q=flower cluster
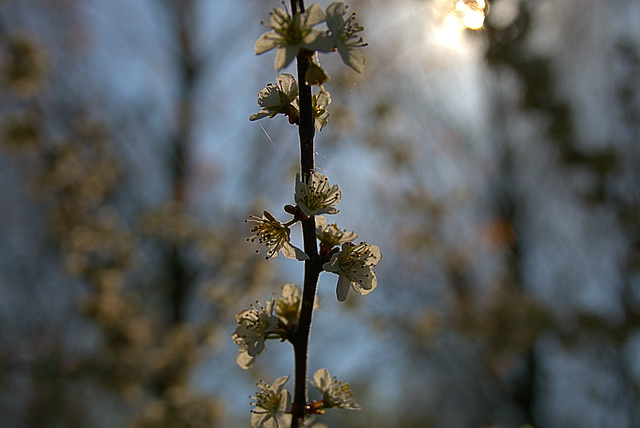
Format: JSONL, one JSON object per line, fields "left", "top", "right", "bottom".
{"left": 255, "top": 2, "right": 367, "bottom": 73}
{"left": 250, "top": 2, "right": 368, "bottom": 131}
{"left": 245, "top": 168, "right": 381, "bottom": 304}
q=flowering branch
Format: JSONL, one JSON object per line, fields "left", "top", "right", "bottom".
{"left": 238, "top": 2, "right": 378, "bottom": 427}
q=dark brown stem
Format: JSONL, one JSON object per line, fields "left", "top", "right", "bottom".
{"left": 289, "top": 1, "right": 322, "bottom": 427}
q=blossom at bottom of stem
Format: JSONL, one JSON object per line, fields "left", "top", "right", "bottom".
{"left": 310, "top": 368, "right": 361, "bottom": 411}
{"left": 251, "top": 376, "right": 293, "bottom": 428}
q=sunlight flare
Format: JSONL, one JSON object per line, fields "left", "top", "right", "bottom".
{"left": 448, "top": 0, "right": 488, "bottom": 31}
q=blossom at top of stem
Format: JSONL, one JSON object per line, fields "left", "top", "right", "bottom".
{"left": 247, "top": 211, "right": 308, "bottom": 261}
{"left": 254, "top": 3, "right": 331, "bottom": 71}
{"left": 315, "top": 216, "right": 357, "bottom": 248}
{"left": 250, "top": 376, "right": 292, "bottom": 428}
{"left": 310, "top": 368, "right": 361, "bottom": 411}
{"left": 294, "top": 172, "right": 341, "bottom": 217}
{"left": 250, "top": 73, "right": 299, "bottom": 123}
{"left": 232, "top": 299, "right": 281, "bottom": 363}
{"left": 322, "top": 242, "right": 381, "bottom": 301}
{"left": 322, "top": 2, "right": 367, "bottom": 72}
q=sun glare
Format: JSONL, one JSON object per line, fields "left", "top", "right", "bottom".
{"left": 448, "top": 0, "right": 487, "bottom": 31}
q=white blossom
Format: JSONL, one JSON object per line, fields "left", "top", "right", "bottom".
{"left": 323, "top": 242, "right": 381, "bottom": 301}
{"left": 310, "top": 368, "right": 361, "bottom": 410}
{"left": 315, "top": 216, "right": 357, "bottom": 247}
{"left": 323, "top": 2, "right": 367, "bottom": 72}
{"left": 254, "top": 4, "right": 332, "bottom": 71}
{"left": 251, "top": 376, "right": 293, "bottom": 428}
{"left": 232, "top": 299, "right": 280, "bottom": 369}
{"left": 250, "top": 73, "right": 299, "bottom": 123}
{"left": 312, "top": 89, "right": 331, "bottom": 131}
{"left": 291, "top": 88, "right": 331, "bottom": 131}
{"left": 294, "top": 172, "right": 341, "bottom": 217}
{"left": 275, "top": 284, "right": 302, "bottom": 325}
{"left": 247, "top": 211, "right": 308, "bottom": 260}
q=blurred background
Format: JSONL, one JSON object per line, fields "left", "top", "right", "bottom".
{"left": 1, "top": 0, "right": 639, "bottom": 427}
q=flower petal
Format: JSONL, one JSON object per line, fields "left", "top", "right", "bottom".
{"left": 249, "top": 111, "right": 270, "bottom": 121}
{"left": 336, "top": 274, "right": 351, "bottom": 301}
{"left": 294, "top": 246, "right": 309, "bottom": 261}
{"left": 366, "top": 244, "right": 382, "bottom": 264}
{"left": 281, "top": 242, "right": 309, "bottom": 261}
{"left": 272, "top": 375, "right": 290, "bottom": 391}
{"left": 250, "top": 409, "right": 271, "bottom": 428}
{"left": 255, "top": 31, "right": 279, "bottom": 55}
{"left": 304, "top": 3, "right": 327, "bottom": 26}
{"left": 311, "top": 368, "right": 331, "bottom": 391}
{"left": 322, "top": 252, "right": 340, "bottom": 272}
{"left": 247, "top": 337, "right": 265, "bottom": 356}
{"left": 338, "top": 44, "right": 365, "bottom": 73}
{"left": 275, "top": 46, "right": 297, "bottom": 71}
{"left": 275, "top": 73, "right": 298, "bottom": 97}
{"left": 307, "top": 31, "right": 335, "bottom": 53}
{"left": 325, "top": 2, "right": 347, "bottom": 28}
{"left": 237, "top": 349, "right": 256, "bottom": 370}
{"left": 353, "top": 271, "right": 377, "bottom": 295}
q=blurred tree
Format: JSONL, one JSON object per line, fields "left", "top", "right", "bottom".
{"left": 316, "top": 0, "right": 639, "bottom": 427}
{"left": 0, "top": 0, "right": 278, "bottom": 426}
